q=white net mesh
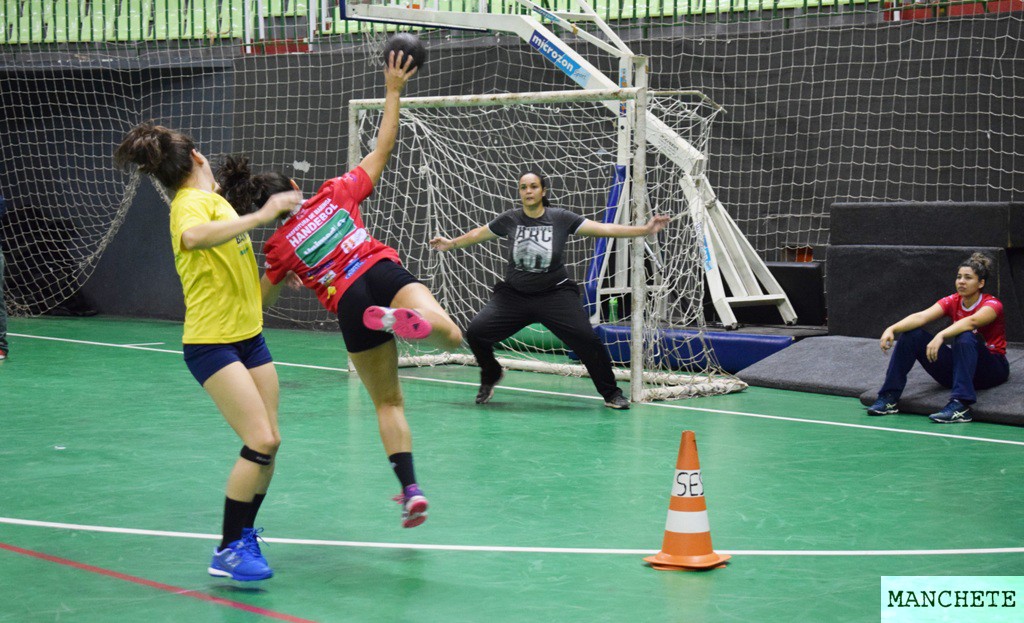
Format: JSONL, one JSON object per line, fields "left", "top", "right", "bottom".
{"left": 350, "top": 90, "right": 745, "bottom": 399}
{"left": 1, "top": 2, "right": 1021, "bottom": 329}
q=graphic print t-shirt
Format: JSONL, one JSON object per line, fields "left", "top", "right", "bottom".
{"left": 263, "top": 166, "right": 400, "bottom": 313}
{"left": 486, "top": 207, "right": 586, "bottom": 293}
{"left": 937, "top": 292, "right": 1007, "bottom": 355}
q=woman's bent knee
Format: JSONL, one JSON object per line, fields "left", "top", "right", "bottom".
{"left": 439, "top": 324, "right": 463, "bottom": 351}
{"left": 248, "top": 433, "right": 281, "bottom": 457}
{"left": 953, "top": 332, "right": 978, "bottom": 346}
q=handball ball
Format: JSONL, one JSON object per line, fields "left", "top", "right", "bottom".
{"left": 382, "top": 33, "right": 426, "bottom": 71}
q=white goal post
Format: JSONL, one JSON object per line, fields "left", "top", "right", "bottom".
{"left": 342, "top": 0, "right": 797, "bottom": 330}
{"left": 349, "top": 86, "right": 747, "bottom": 401}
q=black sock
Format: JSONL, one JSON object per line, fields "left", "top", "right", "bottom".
{"left": 247, "top": 493, "right": 266, "bottom": 529}
{"left": 388, "top": 452, "right": 417, "bottom": 490}
{"left": 220, "top": 497, "right": 252, "bottom": 550}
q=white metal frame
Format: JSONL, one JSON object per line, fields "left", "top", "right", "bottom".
{"left": 340, "top": 0, "right": 797, "bottom": 330}
{"left": 348, "top": 88, "right": 752, "bottom": 400}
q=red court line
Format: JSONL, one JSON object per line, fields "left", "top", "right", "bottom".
{"left": 0, "top": 541, "right": 318, "bottom": 623}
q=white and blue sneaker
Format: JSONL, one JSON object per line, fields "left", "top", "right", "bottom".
{"left": 928, "top": 400, "right": 973, "bottom": 423}
{"left": 867, "top": 393, "right": 899, "bottom": 416}
{"left": 208, "top": 537, "right": 274, "bottom": 581}
{"left": 241, "top": 527, "right": 268, "bottom": 566}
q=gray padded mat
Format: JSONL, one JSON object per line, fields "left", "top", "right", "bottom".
{"left": 738, "top": 336, "right": 1024, "bottom": 426}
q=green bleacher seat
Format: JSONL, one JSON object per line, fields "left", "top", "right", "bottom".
{"left": 263, "top": 0, "right": 309, "bottom": 18}
{"left": 1, "top": 0, "right": 885, "bottom": 45}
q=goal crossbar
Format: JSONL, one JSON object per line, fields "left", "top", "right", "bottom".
{"left": 350, "top": 87, "right": 642, "bottom": 111}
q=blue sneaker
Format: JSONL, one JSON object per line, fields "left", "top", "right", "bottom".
{"left": 208, "top": 538, "right": 274, "bottom": 581}
{"left": 867, "top": 393, "right": 899, "bottom": 416}
{"left": 241, "top": 527, "right": 268, "bottom": 566}
{"left": 928, "top": 400, "right": 973, "bottom": 423}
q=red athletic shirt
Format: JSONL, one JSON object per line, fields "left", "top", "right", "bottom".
{"left": 937, "top": 293, "right": 1007, "bottom": 356}
{"left": 263, "top": 166, "right": 400, "bottom": 313}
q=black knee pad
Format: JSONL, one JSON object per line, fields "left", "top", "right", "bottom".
{"left": 240, "top": 445, "right": 273, "bottom": 466}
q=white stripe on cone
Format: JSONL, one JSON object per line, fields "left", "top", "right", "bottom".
{"left": 664, "top": 510, "right": 711, "bottom": 534}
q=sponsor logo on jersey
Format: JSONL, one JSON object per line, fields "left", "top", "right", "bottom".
{"left": 290, "top": 201, "right": 357, "bottom": 267}
{"left": 286, "top": 197, "right": 342, "bottom": 248}
{"left": 343, "top": 258, "right": 365, "bottom": 279}
{"left": 235, "top": 233, "right": 252, "bottom": 256}
{"left": 317, "top": 269, "right": 337, "bottom": 286}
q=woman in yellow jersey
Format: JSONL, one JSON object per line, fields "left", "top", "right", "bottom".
{"left": 115, "top": 124, "right": 300, "bottom": 582}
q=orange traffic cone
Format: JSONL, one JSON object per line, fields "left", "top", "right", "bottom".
{"left": 644, "top": 430, "right": 730, "bottom": 571}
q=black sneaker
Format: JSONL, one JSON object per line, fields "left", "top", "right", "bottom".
{"left": 604, "top": 392, "right": 630, "bottom": 410}
{"left": 475, "top": 371, "right": 504, "bottom": 404}
{"left": 866, "top": 393, "right": 899, "bottom": 416}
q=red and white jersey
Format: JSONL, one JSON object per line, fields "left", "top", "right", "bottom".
{"left": 937, "top": 292, "right": 1006, "bottom": 355}
{"left": 263, "top": 166, "right": 400, "bottom": 313}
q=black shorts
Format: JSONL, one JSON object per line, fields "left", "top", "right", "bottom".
{"left": 337, "top": 259, "right": 421, "bottom": 353}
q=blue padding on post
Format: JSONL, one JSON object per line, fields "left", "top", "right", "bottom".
{"left": 583, "top": 165, "right": 627, "bottom": 317}
{"left": 568, "top": 325, "right": 794, "bottom": 374}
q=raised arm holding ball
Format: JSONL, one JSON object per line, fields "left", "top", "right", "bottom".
{"left": 218, "top": 48, "right": 461, "bottom": 530}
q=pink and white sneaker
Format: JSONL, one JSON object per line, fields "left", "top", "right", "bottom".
{"left": 393, "top": 486, "right": 429, "bottom": 529}
{"left": 363, "top": 306, "right": 432, "bottom": 340}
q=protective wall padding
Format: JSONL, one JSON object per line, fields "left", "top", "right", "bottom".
{"left": 826, "top": 246, "right": 1024, "bottom": 341}
{"left": 583, "top": 165, "right": 626, "bottom": 317}
{"left": 733, "top": 261, "right": 826, "bottom": 327}
{"left": 857, "top": 347, "right": 1024, "bottom": 427}
{"left": 738, "top": 336, "right": 894, "bottom": 397}
{"left": 580, "top": 325, "right": 794, "bottom": 373}
{"left": 830, "top": 202, "right": 1024, "bottom": 247}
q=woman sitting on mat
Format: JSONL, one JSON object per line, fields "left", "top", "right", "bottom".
{"left": 217, "top": 51, "right": 461, "bottom": 529}
{"left": 867, "top": 252, "right": 1009, "bottom": 423}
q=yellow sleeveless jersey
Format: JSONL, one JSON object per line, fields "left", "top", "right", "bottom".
{"left": 169, "top": 187, "right": 263, "bottom": 344}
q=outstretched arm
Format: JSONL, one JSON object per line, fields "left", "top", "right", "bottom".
{"left": 429, "top": 225, "right": 498, "bottom": 252}
{"left": 181, "top": 190, "right": 302, "bottom": 251}
{"left": 358, "top": 52, "right": 418, "bottom": 186}
{"left": 576, "top": 215, "right": 669, "bottom": 239}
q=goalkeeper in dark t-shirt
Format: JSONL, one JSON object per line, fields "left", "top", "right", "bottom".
{"left": 429, "top": 171, "right": 668, "bottom": 409}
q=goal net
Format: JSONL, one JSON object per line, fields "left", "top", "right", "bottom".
{"left": 350, "top": 87, "right": 746, "bottom": 400}
{"left": 3, "top": 3, "right": 1022, "bottom": 334}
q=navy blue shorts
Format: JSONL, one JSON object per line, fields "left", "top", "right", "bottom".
{"left": 183, "top": 333, "right": 274, "bottom": 386}
{"left": 337, "top": 260, "right": 421, "bottom": 353}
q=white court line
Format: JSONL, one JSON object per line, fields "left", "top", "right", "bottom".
{"left": 8, "top": 333, "right": 1023, "bottom": 558}
{"left": 2, "top": 517, "right": 1021, "bottom": 557}
{"left": 11, "top": 333, "right": 181, "bottom": 354}
{"left": 11, "top": 332, "right": 1024, "bottom": 448}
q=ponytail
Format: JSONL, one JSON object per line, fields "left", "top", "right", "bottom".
{"left": 114, "top": 122, "right": 196, "bottom": 191}
{"left": 217, "top": 155, "right": 295, "bottom": 216}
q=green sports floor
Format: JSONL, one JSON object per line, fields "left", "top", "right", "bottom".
{"left": 1, "top": 316, "right": 1022, "bottom": 622}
